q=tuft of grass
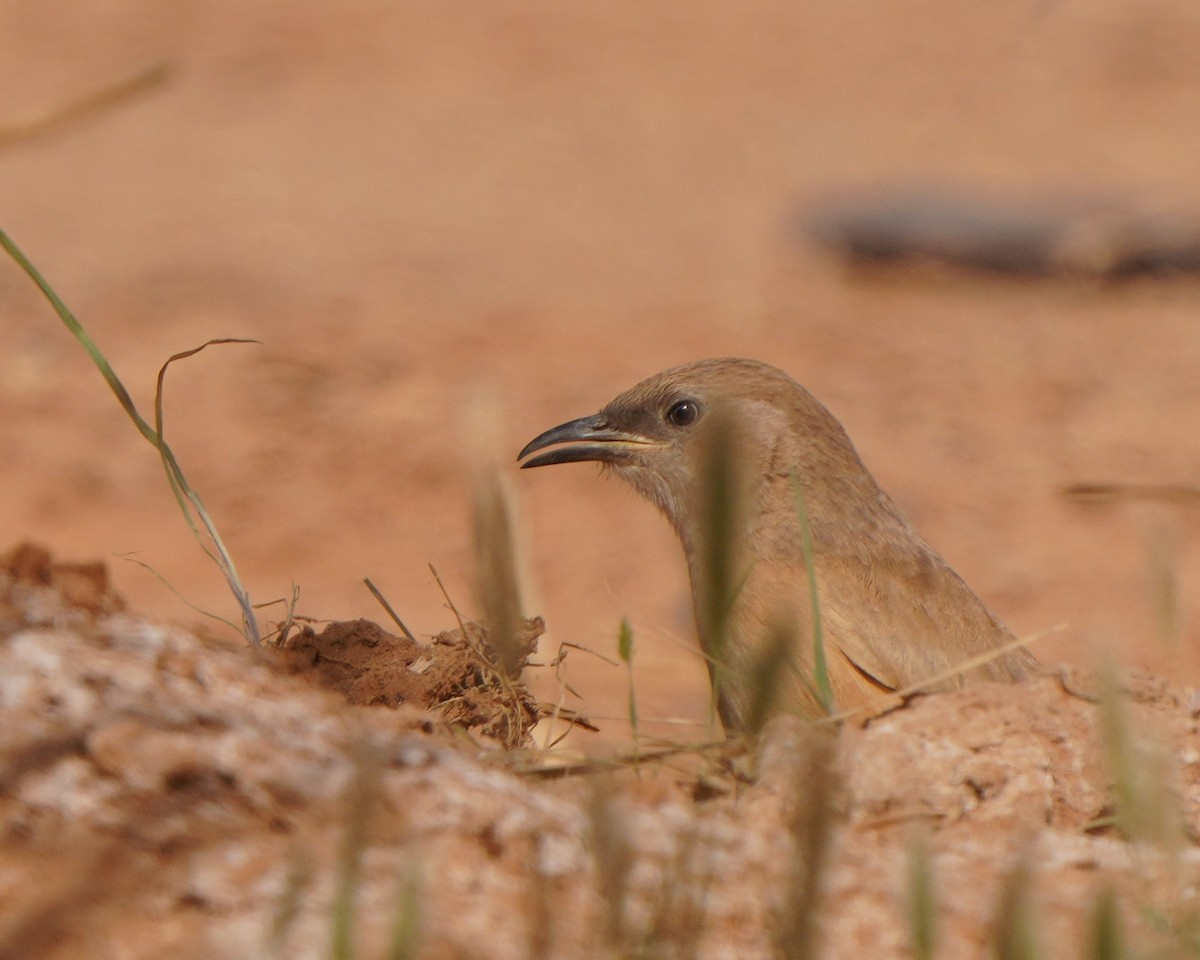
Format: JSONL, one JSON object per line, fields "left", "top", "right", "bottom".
{"left": 0, "top": 227, "right": 260, "bottom": 645}
{"left": 0, "top": 62, "right": 172, "bottom": 147}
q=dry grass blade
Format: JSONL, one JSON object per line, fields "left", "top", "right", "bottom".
{"left": 791, "top": 478, "right": 835, "bottom": 714}
{"left": 155, "top": 340, "right": 262, "bottom": 644}
{"left": 696, "top": 408, "right": 746, "bottom": 728}
{"left": 1062, "top": 483, "right": 1200, "bottom": 505}
{"left": 1143, "top": 524, "right": 1181, "bottom": 647}
{"left": 471, "top": 465, "right": 526, "bottom": 677}
{"left": 0, "top": 62, "right": 172, "bottom": 147}
{"left": 117, "top": 552, "right": 245, "bottom": 635}
{"left": 364, "top": 577, "right": 419, "bottom": 643}
{"left": 587, "top": 777, "right": 636, "bottom": 951}
{"left": 523, "top": 834, "right": 556, "bottom": 960}
{"left": 538, "top": 641, "right": 605, "bottom": 750}
{"left": 514, "top": 737, "right": 742, "bottom": 779}
{"left": 270, "top": 584, "right": 302, "bottom": 645}
{"left": 0, "top": 227, "right": 262, "bottom": 645}
{"left": 428, "top": 563, "right": 469, "bottom": 636}
{"left": 331, "top": 745, "right": 383, "bottom": 960}
{"left": 536, "top": 705, "right": 599, "bottom": 735}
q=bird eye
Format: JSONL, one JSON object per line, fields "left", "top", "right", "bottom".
{"left": 666, "top": 399, "right": 700, "bottom": 428}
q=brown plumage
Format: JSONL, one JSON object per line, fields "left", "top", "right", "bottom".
{"left": 518, "top": 358, "right": 1035, "bottom": 731}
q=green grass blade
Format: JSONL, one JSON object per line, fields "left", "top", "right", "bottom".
{"left": 617, "top": 617, "right": 639, "bottom": 761}
{"left": 118, "top": 554, "right": 245, "bottom": 634}
{"left": 331, "top": 748, "right": 381, "bottom": 960}
{"left": 385, "top": 862, "right": 423, "bottom": 960}
{"left": 1, "top": 226, "right": 261, "bottom": 646}
{"left": 991, "top": 851, "right": 1039, "bottom": 960}
{"left": 153, "top": 342, "right": 260, "bottom": 643}
{"left": 791, "top": 478, "right": 834, "bottom": 715}
{"left": 1084, "top": 885, "right": 1124, "bottom": 960}
{"left": 744, "top": 618, "right": 794, "bottom": 737}
{"left": 1143, "top": 524, "right": 1181, "bottom": 648}
{"left": 1097, "top": 656, "right": 1182, "bottom": 849}
{"left": 696, "top": 409, "right": 745, "bottom": 730}
{"left": 0, "top": 227, "right": 157, "bottom": 444}
{"left": 907, "top": 831, "right": 937, "bottom": 960}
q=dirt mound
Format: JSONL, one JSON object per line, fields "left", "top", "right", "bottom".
{"left": 272, "top": 616, "right": 543, "bottom": 748}
{"left": 1, "top": 545, "right": 1199, "bottom": 959}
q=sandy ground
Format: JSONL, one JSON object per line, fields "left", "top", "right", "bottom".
{"left": 3, "top": 3, "right": 1200, "bottom": 954}
{"left": 3, "top": 542, "right": 1198, "bottom": 959}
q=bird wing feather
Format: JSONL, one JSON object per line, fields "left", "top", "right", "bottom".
{"left": 817, "top": 542, "right": 1033, "bottom": 693}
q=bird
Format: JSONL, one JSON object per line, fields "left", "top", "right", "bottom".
{"left": 518, "top": 358, "right": 1036, "bottom": 732}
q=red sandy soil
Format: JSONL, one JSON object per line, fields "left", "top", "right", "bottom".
{"left": 3, "top": 2, "right": 1200, "bottom": 956}
{"left": 5, "top": 0, "right": 1200, "bottom": 732}
{"left": 2, "top": 540, "right": 1198, "bottom": 959}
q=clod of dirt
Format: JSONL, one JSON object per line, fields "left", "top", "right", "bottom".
{"left": 270, "top": 616, "right": 544, "bottom": 749}
{"left": 0, "top": 541, "right": 124, "bottom": 624}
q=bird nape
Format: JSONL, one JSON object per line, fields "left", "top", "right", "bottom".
{"left": 518, "top": 357, "right": 1036, "bottom": 734}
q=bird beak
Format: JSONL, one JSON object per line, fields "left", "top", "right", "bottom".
{"left": 518, "top": 414, "right": 656, "bottom": 469}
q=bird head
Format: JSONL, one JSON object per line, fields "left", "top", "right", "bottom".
{"left": 518, "top": 358, "right": 865, "bottom": 549}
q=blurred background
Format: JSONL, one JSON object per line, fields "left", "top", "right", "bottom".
{"left": 3, "top": 0, "right": 1200, "bottom": 741}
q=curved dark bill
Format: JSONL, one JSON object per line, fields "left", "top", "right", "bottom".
{"left": 518, "top": 414, "right": 654, "bottom": 469}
